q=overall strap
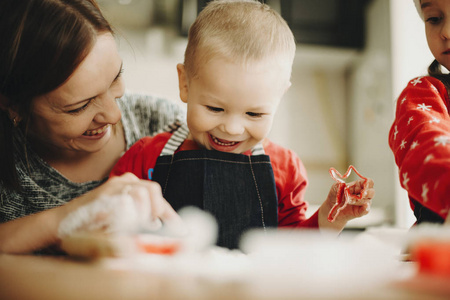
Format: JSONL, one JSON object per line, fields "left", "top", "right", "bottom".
{"left": 251, "top": 143, "right": 265, "bottom": 155}
{"left": 159, "top": 122, "right": 266, "bottom": 156}
{"left": 160, "top": 122, "right": 189, "bottom": 156}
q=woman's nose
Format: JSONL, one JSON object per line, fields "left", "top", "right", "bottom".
{"left": 94, "top": 81, "right": 125, "bottom": 124}
{"left": 94, "top": 93, "right": 122, "bottom": 124}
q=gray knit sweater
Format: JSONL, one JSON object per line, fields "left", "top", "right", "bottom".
{"left": 0, "top": 93, "right": 184, "bottom": 222}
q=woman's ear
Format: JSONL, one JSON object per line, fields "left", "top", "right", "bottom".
{"left": 0, "top": 94, "right": 22, "bottom": 125}
{"left": 177, "top": 63, "right": 189, "bottom": 104}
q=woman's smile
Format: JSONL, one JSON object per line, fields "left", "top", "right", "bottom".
{"left": 82, "top": 124, "right": 110, "bottom": 138}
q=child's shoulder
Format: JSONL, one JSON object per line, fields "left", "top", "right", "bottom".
{"left": 401, "top": 76, "right": 449, "bottom": 103}
{"left": 263, "top": 139, "right": 308, "bottom": 183}
{"left": 405, "top": 76, "right": 446, "bottom": 91}
{"left": 133, "top": 132, "right": 173, "bottom": 151}
{"left": 263, "top": 139, "right": 302, "bottom": 166}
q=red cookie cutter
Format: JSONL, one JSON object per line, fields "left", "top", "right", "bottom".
{"left": 328, "top": 165, "right": 369, "bottom": 222}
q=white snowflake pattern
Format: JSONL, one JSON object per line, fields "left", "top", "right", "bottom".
{"left": 411, "top": 77, "right": 423, "bottom": 86}
{"left": 402, "top": 173, "right": 410, "bottom": 189}
{"left": 431, "top": 85, "right": 438, "bottom": 93}
{"left": 429, "top": 116, "right": 440, "bottom": 124}
{"left": 401, "top": 97, "right": 407, "bottom": 104}
{"left": 410, "top": 140, "right": 419, "bottom": 149}
{"left": 434, "top": 181, "right": 439, "bottom": 190}
{"left": 407, "top": 116, "right": 414, "bottom": 125}
{"left": 400, "top": 140, "right": 407, "bottom": 149}
{"left": 417, "top": 103, "right": 432, "bottom": 111}
{"left": 421, "top": 183, "right": 429, "bottom": 202}
{"left": 434, "top": 135, "right": 450, "bottom": 146}
{"left": 393, "top": 125, "right": 398, "bottom": 140}
{"left": 424, "top": 154, "right": 434, "bottom": 163}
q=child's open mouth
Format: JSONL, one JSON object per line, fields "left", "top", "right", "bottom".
{"left": 211, "top": 135, "right": 239, "bottom": 146}
{"left": 209, "top": 134, "right": 241, "bottom": 152}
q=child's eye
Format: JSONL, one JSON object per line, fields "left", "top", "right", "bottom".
{"left": 426, "top": 16, "right": 442, "bottom": 24}
{"left": 113, "top": 68, "right": 124, "bottom": 83}
{"left": 68, "top": 98, "right": 94, "bottom": 114}
{"left": 206, "top": 106, "right": 223, "bottom": 112}
{"left": 246, "top": 112, "right": 263, "bottom": 118}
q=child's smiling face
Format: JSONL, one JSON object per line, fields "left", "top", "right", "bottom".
{"left": 177, "top": 56, "right": 291, "bottom": 154}
{"left": 422, "top": 0, "right": 450, "bottom": 70}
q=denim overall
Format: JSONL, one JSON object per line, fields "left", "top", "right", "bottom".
{"left": 152, "top": 123, "right": 278, "bottom": 249}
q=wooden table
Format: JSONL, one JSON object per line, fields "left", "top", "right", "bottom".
{"left": 0, "top": 252, "right": 448, "bottom": 300}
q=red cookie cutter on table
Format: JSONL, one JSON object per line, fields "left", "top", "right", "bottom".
{"left": 328, "top": 165, "right": 369, "bottom": 222}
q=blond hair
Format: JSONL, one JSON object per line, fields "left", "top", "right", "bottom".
{"left": 183, "top": 0, "right": 296, "bottom": 79}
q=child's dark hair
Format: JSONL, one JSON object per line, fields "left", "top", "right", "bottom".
{"left": 0, "top": 0, "right": 112, "bottom": 191}
{"left": 428, "top": 59, "right": 450, "bottom": 95}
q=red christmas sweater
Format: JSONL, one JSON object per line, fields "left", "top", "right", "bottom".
{"left": 111, "top": 133, "right": 319, "bottom": 228}
{"left": 389, "top": 76, "right": 450, "bottom": 219}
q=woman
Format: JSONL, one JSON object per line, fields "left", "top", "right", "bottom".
{"left": 0, "top": 0, "right": 184, "bottom": 253}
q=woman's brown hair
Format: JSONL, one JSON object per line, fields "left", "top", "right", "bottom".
{"left": 0, "top": 0, "right": 113, "bottom": 191}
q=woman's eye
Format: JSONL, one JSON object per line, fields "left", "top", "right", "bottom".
{"left": 247, "top": 112, "right": 263, "bottom": 118}
{"left": 206, "top": 106, "right": 223, "bottom": 112}
{"left": 68, "top": 99, "right": 93, "bottom": 114}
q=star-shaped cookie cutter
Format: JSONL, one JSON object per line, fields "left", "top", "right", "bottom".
{"left": 328, "top": 165, "right": 369, "bottom": 222}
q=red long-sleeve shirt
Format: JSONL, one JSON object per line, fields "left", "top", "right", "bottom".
{"left": 389, "top": 76, "right": 450, "bottom": 219}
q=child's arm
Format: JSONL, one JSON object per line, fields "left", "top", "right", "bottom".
{"left": 389, "top": 77, "right": 450, "bottom": 219}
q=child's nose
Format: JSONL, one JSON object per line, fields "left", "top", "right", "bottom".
{"left": 441, "top": 20, "right": 450, "bottom": 40}
{"left": 222, "top": 116, "right": 245, "bottom": 135}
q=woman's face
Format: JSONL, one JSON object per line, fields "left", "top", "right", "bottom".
{"left": 28, "top": 33, "right": 125, "bottom": 157}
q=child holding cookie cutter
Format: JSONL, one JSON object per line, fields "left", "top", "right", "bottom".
{"left": 111, "top": 0, "right": 375, "bottom": 249}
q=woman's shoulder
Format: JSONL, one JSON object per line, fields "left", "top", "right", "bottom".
{"left": 117, "top": 92, "right": 184, "bottom": 122}
{"left": 117, "top": 91, "right": 185, "bottom": 148}
{"left": 118, "top": 92, "right": 179, "bottom": 108}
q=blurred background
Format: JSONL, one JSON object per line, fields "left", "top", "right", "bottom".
{"left": 97, "top": 0, "right": 434, "bottom": 230}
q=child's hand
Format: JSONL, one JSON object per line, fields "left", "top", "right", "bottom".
{"left": 331, "top": 178, "right": 375, "bottom": 220}
{"left": 319, "top": 178, "right": 375, "bottom": 231}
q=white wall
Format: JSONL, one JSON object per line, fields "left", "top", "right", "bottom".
{"left": 347, "top": 0, "right": 396, "bottom": 224}
{"left": 269, "top": 46, "right": 356, "bottom": 208}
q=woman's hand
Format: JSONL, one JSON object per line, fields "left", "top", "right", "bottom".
{"left": 59, "top": 173, "right": 182, "bottom": 236}
{"left": 0, "top": 173, "right": 180, "bottom": 254}
{"left": 318, "top": 178, "right": 375, "bottom": 232}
